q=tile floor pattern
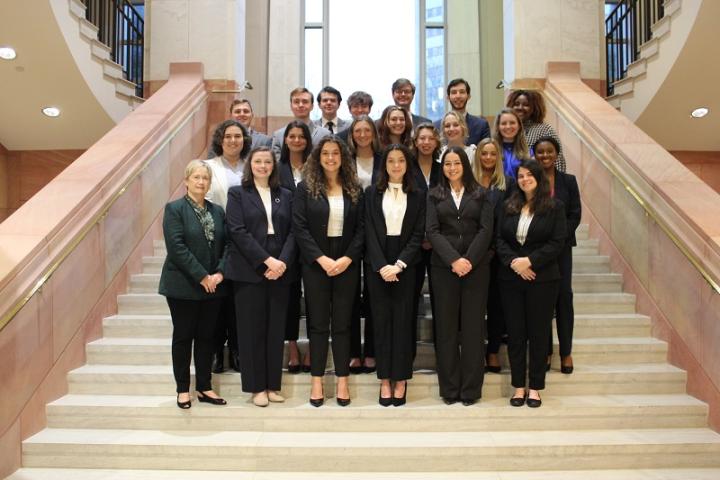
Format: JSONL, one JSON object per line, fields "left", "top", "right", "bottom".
{"left": 9, "top": 225, "right": 720, "bottom": 479}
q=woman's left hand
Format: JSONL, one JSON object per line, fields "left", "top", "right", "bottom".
{"left": 379, "top": 264, "right": 402, "bottom": 282}
{"left": 328, "top": 256, "right": 352, "bottom": 277}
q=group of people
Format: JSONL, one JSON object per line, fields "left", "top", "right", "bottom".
{"left": 159, "top": 77, "right": 581, "bottom": 411}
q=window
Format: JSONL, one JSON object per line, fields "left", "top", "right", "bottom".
{"left": 302, "top": 0, "right": 445, "bottom": 121}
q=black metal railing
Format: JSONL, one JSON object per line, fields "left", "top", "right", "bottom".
{"left": 83, "top": 0, "right": 144, "bottom": 98}
{"left": 605, "top": 0, "right": 664, "bottom": 96}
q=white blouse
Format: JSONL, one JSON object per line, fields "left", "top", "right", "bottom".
{"left": 382, "top": 182, "right": 407, "bottom": 236}
{"left": 327, "top": 194, "right": 344, "bottom": 237}
{"left": 291, "top": 166, "right": 303, "bottom": 186}
{"left": 255, "top": 183, "right": 275, "bottom": 234}
{"left": 516, "top": 210, "right": 534, "bottom": 245}
{"left": 451, "top": 187, "right": 464, "bottom": 209}
{"left": 355, "top": 155, "right": 375, "bottom": 189}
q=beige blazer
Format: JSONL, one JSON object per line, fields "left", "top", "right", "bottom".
{"left": 204, "top": 156, "right": 232, "bottom": 210}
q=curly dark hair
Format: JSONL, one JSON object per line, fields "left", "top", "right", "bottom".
{"left": 375, "top": 144, "right": 417, "bottom": 193}
{"left": 279, "top": 120, "right": 313, "bottom": 166}
{"left": 504, "top": 159, "right": 555, "bottom": 215}
{"left": 211, "top": 120, "right": 252, "bottom": 158}
{"left": 303, "top": 136, "right": 362, "bottom": 204}
{"left": 506, "top": 90, "right": 547, "bottom": 124}
{"left": 429, "top": 146, "right": 482, "bottom": 201}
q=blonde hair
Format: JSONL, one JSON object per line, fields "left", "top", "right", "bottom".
{"left": 185, "top": 160, "right": 212, "bottom": 183}
{"left": 492, "top": 108, "right": 530, "bottom": 160}
{"left": 473, "top": 138, "right": 506, "bottom": 191}
{"left": 440, "top": 111, "right": 468, "bottom": 145}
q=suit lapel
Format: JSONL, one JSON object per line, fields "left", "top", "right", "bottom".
{"left": 375, "top": 189, "right": 388, "bottom": 239}
{"left": 400, "top": 190, "right": 416, "bottom": 237}
{"left": 247, "top": 186, "right": 266, "bottom": 217}
{"left": 458, "top": 190, "right": 470, "bottom": 213}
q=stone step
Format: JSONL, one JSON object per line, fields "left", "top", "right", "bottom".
{"left": 22, "top": 427, "right": 720, "bottom": 471}
{"left": 66, "top": 364, "right": 688, "bottom": 397}
{"left": 45, "top": 394, "right": 708, "bottom": 432}
{"left": 85, "top": 336, "right": 666, "bottom": 367}
{"left": 9, "top": 468, "right": 720, "bottom": 480}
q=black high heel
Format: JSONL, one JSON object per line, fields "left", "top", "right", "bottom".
{"left": 379, "top": 385, "right": 393, "bottom": 407}
{"left": 310, "top": 382, "right": 324, "bottom": 407}
{"left": 392, "top": 381, "right": 407, "bottom": 407}
{"left": 176, "top": 393, "right": 191, "bottom": 409}
{"left": 196, "top": 391, "right": 227, "bottom": 405}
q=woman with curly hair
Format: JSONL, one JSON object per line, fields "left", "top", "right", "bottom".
{"left": 292, "top": 136, "right": 364, "bottom": 407}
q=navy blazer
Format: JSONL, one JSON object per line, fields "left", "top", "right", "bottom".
{"left": 553, "top": 170, "right": 581, "bottom": 247}
{"left": 434, "top": 112, "right": 490, "bottom": 147}
{"left": 364, "top": 185, "right": 426, "bottom": 272}
{"left": 495, "top": 201, "right": 567, "bottom": 283}
{"left": 224, "top": 184, "right": 297, "bottom": 284}
{"left": 278, "top": 160, "right": 301, "bottom": 193}
{"left": 426, "top": 188, "right": 494, "bottom": 268}
{"left": 292, "top": 181, "right": 365, "bottom": 265}
{"left": 158, "top": 197, "right": 228, "bottom": 300}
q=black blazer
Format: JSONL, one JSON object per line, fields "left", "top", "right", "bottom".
{"left": 483, "top": 175, "right": 516, "bottom": 250}
{"left": 553, "top": 170, "right": 581, "bottom": 247}
{"left": 158, "top": 197, "right": 228, "bottom": 300}
{"left": 495, "top": 201, "right": 567, "bottom": 283}
{"left": 224, "top": 185, "right": 297, "bottom": 284}
{"left": 364, "top": 185, "right": 426, "bottom": 272}
{"left": 426, "top": 188, "right": 494, "bottom": 268}
{"left": 278, "top": 160, "right": 300, "bottom": 193}
{"left": 292, "top": 181, "right": 364, "bottom": 265}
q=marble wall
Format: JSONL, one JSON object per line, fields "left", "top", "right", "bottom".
{"left": 0, "top": 63, "right": 208, "bottom": 478}
{"left": 0, "top": 143, "right": 8, "bottom": 221}
{"left": 544, "top": 62, "right": 720, "bottom": 431}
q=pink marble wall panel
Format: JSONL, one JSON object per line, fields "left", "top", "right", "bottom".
{"left": 0, "top": 418, "right": 21, "bottom": 478}
{"left": 579, "top": 142, "right": 611, "bottom": 229}
{"left": 141, "top": 147, "right": 171, "bottom": 233}
{"left": 610, "top": 177, "right": 649, "bottom": 285}
{"left": 671, "top": 151, "right": 720, "bottom": 195}
{"left": 50, "top": 226, "right": 104, "bottom": 360}
{"left": 169, "top": 123, "right": 193, "bottom": 189}
{"left": 103, "top": 178, "right": 143, "bottom": 285}
{"left": 192, "top": 103, "right": 210, "bottom": 159}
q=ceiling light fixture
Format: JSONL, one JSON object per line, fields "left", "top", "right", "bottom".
{"left": 0, "top": 46, "right": 17, "bottom": 60}
{"left": 42, "top": 107, "right": 61, "bottom": 117}
{"left": 691, "top": 107, "right": 709, "bottom": 118}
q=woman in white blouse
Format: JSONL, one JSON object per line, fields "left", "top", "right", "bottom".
{"left": 225, "top": 147, "right": 297, "bottom": 407}
{"left": 292, "top": 137, "right": 364, "bottom": 407}
{"left": 364, "top": 144, "right": 426, "bottom": 406}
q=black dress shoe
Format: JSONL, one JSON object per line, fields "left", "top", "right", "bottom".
{"left": 301, "top": 364, "right": 311, "bottom": 373}
{"left": 176, "top": 393, "right": 191, "bottom": 409}
{"left": 509, "top": 394, "right": 526, "bottom": 407}
{"left": 561, "top": 365, "right": 574, "bottom": 374}
{"left": 363, "top": 365, "right": 377, "bottom": 374}
{"left": 287, "top": 363, "right": 301, "bottom": 374}
{"left": 349, "top": 365, "right": 364, "bottom": 375}
{"left": 526, "top": 396, "right": 542, "bottom": 408}
{"left": 485, "top": 365, "right": 501, "bottom": 374}
{"left": 309, "top": 397, "right": 324, "bottom": 407}
{"left": 392, "top": 383, "right": 407, "bottom": 407}
{"left": 211, "top": 352, "right": 225, "bottom": 374}
{"left": 379, "top": 386, "right": 393, "bottom": 407}
{"left": 442, "top": 397, "right": 458, "bottom": 405}
{"left": 229, "top": 352, "right": 241, "bottom": 372}
{"left": 461, "top": 398, "right": 476, "bottom": 406}
{"left": 196, "top": 391, "right": 227, "bottom": 405}
{"left": 336, "top": 397, "right": 351, "bottom": 407}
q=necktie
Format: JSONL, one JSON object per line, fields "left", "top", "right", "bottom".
{"left": 327, "top": 121, "right": 334, "bottom": 134}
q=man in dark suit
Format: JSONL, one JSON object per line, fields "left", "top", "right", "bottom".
{"left": 434, "top": 78, "right": 490, "bottom": 146}
{"left": 272, "top": 87, "right": 331, "bottom": 157}
{"left": 392, "top": 78, "right": 431, "bottom": 129}
{"left": 313, "top": 86, "right": 351, "bottom": 134}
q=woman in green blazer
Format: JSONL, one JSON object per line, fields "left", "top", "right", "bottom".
{"left": 159, "top": 160, "right": 229, "bottom": 409}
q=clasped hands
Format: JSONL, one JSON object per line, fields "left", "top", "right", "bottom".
{"left": 451, "top": 257, "right": 473, "bottom": 277}
{"left": 511, "top": 256, "right": 536, "bottom": 281}
{"left": 379, "top": 264, "right": 402, "bottom": 282}
{"left": 317, "top": 255, "right": 352, "bottom": 277}
{"left": 200, "top": 272, "right": 224, "bottom": 293}
{"left": 264, "top": 257, "right": 287, "bottom": 280}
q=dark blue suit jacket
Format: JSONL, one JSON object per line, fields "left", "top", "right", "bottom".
{"left": 553, "top": 170, "right": 581, "bottom": 247}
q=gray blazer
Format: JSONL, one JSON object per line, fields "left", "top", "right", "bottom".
{"left": 272, "top": 122, "right": 331, "bottom": 158}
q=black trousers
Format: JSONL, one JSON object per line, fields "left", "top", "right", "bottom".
{"left": 431, "top": 264, "right": 489, "bottom": 401}
{"left": 235, "top": 280, "right": 289, "bottom": 393}
{"left": 486, "top": 256, "right": 506, "bottom": 354}
{"left": 500, "top": 278, "right": 560, "bottom": 390}
{"left": 350, "top": 263, "right": 374, "bottom": 358}
{"left": 213, "top": 292, "right": 238, "bottom": 355}
{"left": 284, "top": 266, "right": 310, "bottom": 342}
{"left": 414, "top": 247, "right": 435, "bottom": 351}
{"left": 549, "top": 245, "right": 574, "bottom": 357}
{"left": 167, "top": 296, "right": 223, "bottom": 393}
{"left": 302, "top": 237, "right": 358, "bottom": 377}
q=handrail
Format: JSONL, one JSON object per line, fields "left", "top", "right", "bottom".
{"left": 606, "top": 0, "right": 664, "bottom": 96}
{"left": 0, "top": 63, "right": 207, "bottom": 333}
{"left": 545, "top": 62, "right": 720, "bottom": 293}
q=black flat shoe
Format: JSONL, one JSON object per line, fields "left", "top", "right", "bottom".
{"left": 510, "top": 394, "right": 526, "bottom": 407}
{"left": 176, "top": 394, "right": 191, "bottom": 409}
{"left": 349, "top": 365, "right": 364, "bottom": 375}
{"left": 336, "top": 397, "right": 351, "bottom": 407}
{"left": 363, "top": 365, "right": 377, "bottom": 374}
{"left": 442, "top": 397, "right": 458, "bottom": 405}
{"left": 196, "top": 391, "right": 227, "bottom": 405}
{"left": 287, "top": 363, "right": 301, "bottom": 374}
{"left": 485, "top": 365, "right": 501, "bottom": 374}
{"left": 461, "top": 398, "right": 477, "bottom": 406}
{"left": 526, "top": 396, "right": 542, "bottom": 408}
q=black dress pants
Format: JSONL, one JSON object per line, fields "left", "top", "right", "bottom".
{"left": 302, "top": 238, "right": 358, "bottom": 377}
{"left": 414, "top": 247, "right": 435, "bottom": 351}
{"left": 350, "top": 263, "right": 374, "bottom": 359}
{"left": 431, "top": 264, "right": 489, "bottom": 401}
{"left": 486, "top": 256, "right": 506, "bottom": 355}
{"left": 167, "top": 296, "right": 223, "bottom": 393}
{"left": 213, "top": 292, "right": 238, "bottom": 357}
{"left": 235, "top": 280, "right": 289, "bottom": 393}
{"left": 501, "top": 278, "right": 560, "bottom": 390}
{"left": 549, "top": 245, "right": 574, "bottom": 357}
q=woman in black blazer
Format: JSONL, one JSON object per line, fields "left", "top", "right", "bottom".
{"left": 292, "top": 136, "right": 364, "bottom": 407}
{"left": 472, "top": 138, "right": 517, "bottom": 373}
{"left": 225, "top": 147, "right": 297, "bottom": 407}
{"left": 158, "top": 160, "right": 229, "bottom": 409}
{"left": 534, "top": 136, "right": 581, "bottom": 374}
{"left": 427, "top": 146, "right": 493, "bottom": 406}
{"left": 278, "top": 121, "right": 313, "bottom": 374}
{"left": 496, "top": 159, "right": 567, "bottom": 408}
{"left": 365, "top": 144, "right": 425, "bottom": 406}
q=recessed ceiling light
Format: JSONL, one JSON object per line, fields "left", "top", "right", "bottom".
{"left": 0, "top": 46, "right": 17, "bottom": 60}
{"left": 42, "top": 107, "right": 61, "bottom": 117}
{"left": 691, "top": 107, "right": 709, "bottom": 118}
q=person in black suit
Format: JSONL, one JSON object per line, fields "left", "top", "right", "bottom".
{"left": 225, "top": 147, "right": 297, "bottom": 407}
{"left": 496, "top": 159, "right": 567, "bottom": 408}
{"left": 472, "top": 138, "right": 516, "bottom": 373}
{"left": 365, "top": 144, "right": 426, "bottom": 406}
{"left": 292, "top": 136, "right": 364, "bottom": 407}
{"left": 158, "top": 160, "right": 229, "bottom": 409}
{"left": 533, "top": 137, "right": 581, "bottom": 374}
{"left": 427, "top": 146, "right": 494, "bottom": 406}
{"left": 278, "top": 121, "right": 314, "bottom": 374}
{"left": 434, "top": 78, "right": 491, "bottom": 146}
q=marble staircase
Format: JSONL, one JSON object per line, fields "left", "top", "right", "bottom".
{"left": 9, "top": 225, "right": 720, "bottom": 479}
